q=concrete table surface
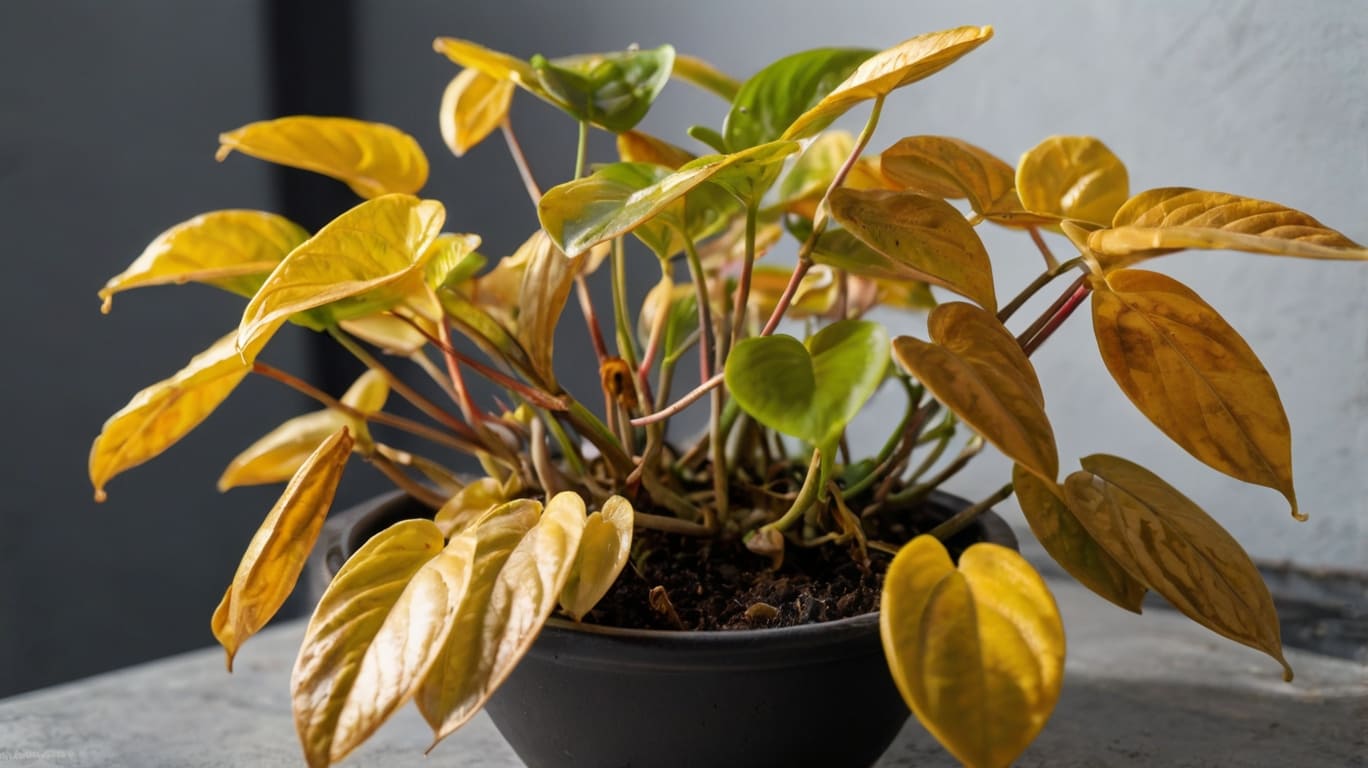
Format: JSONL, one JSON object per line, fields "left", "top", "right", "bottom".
{"left": 2, "top": 578, "right": 1365, "bottom": 767}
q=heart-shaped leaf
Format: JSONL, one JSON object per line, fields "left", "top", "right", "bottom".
{"left": 1092, "top": 269, "right": 1298, "bottom": 518}
{"left": 880, "top": 135, "right": 1024, "bottom": 220}
{"left": 1015, "top": 135, "right": 1128, "bottom": 226}
{"left": 560, "top": 496, "right": 634, "bottom": 621}
{"left": 725, "top": 319, "right": 889, "bottom": 448}
{"left": 531, "top": 46, "right": 675, "bottom": 133}
{"left": 892, "top": 302, "right": 1057, "bottom": 481}
{"left": 217, "top": 117, "right": 429, "bottom": 199}
{"left": 1012, "top": 464, "right": 1146, "bottom": 613}
{"left": 783, "top": 26, "right": 994, "bottom": 142}
{"left": 237, "top": 194, "right": 446, "bottom": 354}
{"left": 212, "top": 426, "right": 353, "bottom": 669}
{"left": 1088, "top": 187, "right": 1368, "bottom": 269}
{"left": 89, "top": 328, "right": 276, "bottom": 501}
{"left": 99, "top": 210, "right": 308, "bottom": 312}
{"left": 418, "top": 492, "right": 586, "bottom": 743}
{"left": 291, "top": 519, "right": 479, "bottom": 768}
{"left": 439, "top": 68, "right": 515, "bottom": 157}
{"left": 723, "top": 47, "right": 873, "bottom": 151}
{"left": 433, "top": 477, "right": 512, "bottom": 538}
{"left": 881, "top": 535, "right": 1064, "bottom": 768}
{"left": 1063, "top": 454, "right": 1292, "bottom": 679}
{"left": 828, "top": 188, "right": 997, "bottom": 311}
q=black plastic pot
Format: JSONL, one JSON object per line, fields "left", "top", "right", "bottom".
{"left": 306, "top": 491, "right": 1017, "bottom": 768}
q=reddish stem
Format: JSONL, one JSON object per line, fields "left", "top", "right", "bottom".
{"left": 1022, "top": 280, "right": 1092, "bottom": 356}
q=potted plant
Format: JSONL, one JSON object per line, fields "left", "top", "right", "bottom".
{"left": 90, "top": 24, "right": 1365, "bottom": 768}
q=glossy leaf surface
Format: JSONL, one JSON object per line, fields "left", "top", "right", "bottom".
{"left": 440, "top": 68, "right": 515, "bottom": 157}
{"left": 419, "top": 494, "right": 586, "bottom": 742}
{"left": 217, "top": 117, "right": 429, "bottom": 199}
{"left": 783, "top": 26, "right": 993, "bottom": 142}
{"left": 213, "top": 427, "right": 353, "bottom": 669}
{"left": 828, "top": 188, "right": 997, "bottom": 311}
{"left": 726, "top": 320, "right": 889, "bottom": 448}
{"left": 892, "top": 303, "right": 1057, "bottom": 481}
{"left": 723, "top": 47, "right": 872, "bottom": 151}
{"left": 1092, "top": 270, "right": 1298, "bottom": 518}
{"left": 1089, "top": 187, "right": 1368, "bottom": 268}
{"left": 1063, "top": 454, "right": 1291, "bottom": 678}
{"left": 433, "top": 477, "right": 511, "bottom": 538}
{"left": 531, "top": 46, "right": 675, "bottom": 133}
{"left": 433, "top": 37, "right": 539, "bottom": 86}
{"left": 514, "top": 231, "right": 585, "bottom": 384}
{"left": 1012, "top": 464, "right": 1145, "bottom": 612}
{"left": 880, "top": 135, "right": 1019, "bottom": 218}
{"left": 291, "top": 520, "right": 478, "bottom": 768}
{"left": 882, "top": 535, "right": 1064, "bottom": 768}
{"left": 560, "top": 496, "right": 634, "bottom": 621}
{"left": 1016, "top": 135, "right": 1128, "bottom": 226}
{"left": 237, "top": 194, "right": 446, "bottom": 353}
{"left": 99, "top": 211, "right": 307, "bottom": 312}
{"left": 616, "top": 130, "right": 695, "bottom": 169}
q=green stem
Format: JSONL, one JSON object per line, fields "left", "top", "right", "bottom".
{"left": 927, "top": 483, "right": 1014, "bottom": 541}
{"left": 611, "top": 238, "right": 637, "bottom": 365}
{"left": 760, "top": 449, "right": 823, "bottom": 535}
{"left": 731, "top": 203, "right": 760, "bottom": 348}
{"left": 574, "top": 120, "right": 589, "bottom": 180}
{"left": 565, "top": 400, "right": 633, "bottom": 479}
{"left": 890, "top": 436, "right": 985, "bottom": 505}
{"left": 841, "top": 383, "right": 925, "bottom": 500}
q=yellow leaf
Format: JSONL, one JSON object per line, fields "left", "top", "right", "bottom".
{"left": 514, "top": 231, "right": 586, "bottom": 385}
{"left": 432, "top": 37, "right": 540, "bottom": 91}
{"left": 1088, "top": 187, "right": 1368, "bottom": 269}
{"left": 617, "top": 130, "right": 696, "bottom": 169}
{"left": 748, "top": 264, "right": 839, "bottom": 319}
{"left": 1016, "top": 136, "right": 1129, "bottom": 227}
{"left": 217, "top": 116, "right": 429, "bottom": 199}
{"left": 418, "top": 492, "right": 586, "bottom": 744}
{"left": 827, "top": 188, "right": 997, "bottom": 311}
{"left": 881, "top": 535, "right": 1064, "bottom": 768}
{"left": 89, "top": 328, "right": 276, "bottom": 501}
{"left": 560, "top": 496, "right": 634, "bottom": 621}
{"left": 782, "top": 26, "right": 994, "bottom": 141}
{"left": 291, "top": 520, "right": 479, "bottom": 768}
{"left": 440, "top": 68, "right": 515, "bottom": 157}
{"left": 670, "top": 52, "right": 741, "bottom": 100}
{"left": 1092, "top": 269, "right": 1299, "bottom": 518}
{"left": 880, "top": 135, "right": 1019, "bottom": 218}
{"left": 892, "top": 303, "right": 1057, "bottom": 481}
{"left": 99, "top": 210, "right": 308, "bottom": 313}
{"left": 1012, "top": 464, "right": 1146, "bottom": 612}
{"left": 338, "top": 315, "right": 431, "bottom": 356}
{"left": 237, "top": 194, "right": 446, "bottom": 354}
{"left": 1062, "top": 454, "right": 1292, "bottom": 679}
{"left": 433, "top": 477, "right": 511, "bottom": 537}
{"left": 212, "top": 427, "right": 352, "bottom": 669}
{"left": 780, "top": 130, "right": 885, "bottom": 219}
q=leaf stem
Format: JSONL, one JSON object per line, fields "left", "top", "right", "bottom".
{"left": 501, "top": 119, "right": 543, "bottom": 204}
{"left": 1028, "top": 226, "right": 1059, "bottom": 271}
{"left": 731, "top": 203, "right": 760, "bottom": 347}
{"left": 610, "top": 238, "right": 638, "bottom": 365}
{"left": 997, "top": 256, "right": 1085, "bottom": 324}
{"left": 1021, "top": 278, "right": 1092, "bottom": 356}
{"left": 326, "top": 327, "right": 476, "bottom": 438}
{"left": 574, "top": 275, "right": 610, "bottom": 364}
{"left": 368, "top": 452, "right": 451, "bottom": 510}
{"left": 760, "top": 448, "right": 824, "bottom": 535}
{"left": 574, "top": 120, "right": 590, "bottom": 180}
{"left": 926, "top": 482, "right": 1014, "bottom": 541}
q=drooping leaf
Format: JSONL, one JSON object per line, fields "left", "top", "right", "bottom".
{"left": 827, "top": 188, "right": 997, "bottom": 311}
{"left": 212, "top": 427, "right": 353, "bottom": 670}
{"left": 726, "top": 319, "right": 889, "bottom": 448}
{"left": 670, "top": 53, "right": 741, "bottom": 100}
{"left": 781, "top": 26, "right": 994, "bottom": 142}
{"left": 1092, "top": 269, "right": 1298, "bottom": 518}
{"left": 418, "top": 493, "right": 586, "bottom": 743}
{"left": 879, "top": 135, "right": 1025, "bottom": 220}
{"left": 99, "top": 211, "right": 308, "bottom": 312}
{"left": 237, "top": 194, "right": 446, "bottom": 353}
{"left": 217, "top": 370, "right": 387, "bottom": 490}
{"left": 514, "top": 231, "right": 585, "bottom": 384}
{"left": 439, "top": 68, "right": 515, "bottom": 157}
{"left": 531, "top": 46, "right": 676, "bottom": 133}
{"left": 892, "top": 302, "right": 1057, "bottom": 481}
{"left": 1062, "top": 454, "right": 1292, "bottom": 679}
{"left": 723, "top": 47, "right": 873, "bottom": 151}
{"left": 89, "top": 328, "right": 275, "bottom": 501}
{"left": 560, "top": 496, "right": 634, "bottom": 621}
{"left": 1012, "top": 464, "right": 1146, "bottom": 612}
{"left": 432, "top": 37, "right": 540, "bottom": 87}
{"left": 779, "top": 130, "right": 886, "bottom": 218}
{"left": 291, "top": 520, "right": 479, "bottom": 768}
{"left": 881, "top": 535, "right": 1064, "bottom": 768}
{"left": 217, "top": 117, "right": 429, "bottom": 199}
{"left": 617, "top": 130, "right": 696, "bottom": 169}
{"left": 1088, "top": 187, "right": 1368, "bottom": 269}
{"left": 433, "top": 477, "right": 511, "bottom": 538}
{"left": 1015, "top": 135, "right": 1128, "bottom": 226}
{"left": 538, "top": 141, "right": 795, "bottom": 257}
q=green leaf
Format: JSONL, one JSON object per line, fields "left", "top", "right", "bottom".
{"left": 99, "top": 210, "right": 308, "bottom": 313}
{"left": 217, "top": 117, "right": 429, "bottom": 199}
{"left": 723, "top": 47, "right": 873, "bottom": 151}
{"left": 424, "top": 234, "right": 486, "bottom": 290}
{"left": 1063, "top": 454, "right": 1292, "bottom": 679}
{"left": 892, "top": 302, "right": 1058, "bottom": 481}
{"left": 782, "top": 26, "right": 994, "bottom": 142}
{"left": 1092, "top": 269, "right": 1299, "bottom": 519}
{"left": 827, "top": 188, "right": 997, "bottom": 311}
{"left": 881, "top": 535, "right": 1064, "bottom": 768}
{"left": 531, "top": 45, "right": 675, "bottom": 133}
{"left": 1012, "top": 464, "right": 1146, "bottom": 613}
{"left": 212, "top": 427, "right": 352, "bottom": 669}
{"left": 725, "top": 319, "right": 889, "bottom": 448}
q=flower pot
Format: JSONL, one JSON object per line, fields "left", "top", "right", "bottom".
{"left": 306, "top": 491, "right": 1017, "bottom": 768}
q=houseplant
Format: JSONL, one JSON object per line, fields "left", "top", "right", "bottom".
{"left": 89, "top": 22, "right": 1367, "bottom": 768}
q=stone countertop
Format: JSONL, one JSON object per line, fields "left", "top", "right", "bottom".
{"left": 2, "top": 578, "right": 1365, "bottom": 768}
